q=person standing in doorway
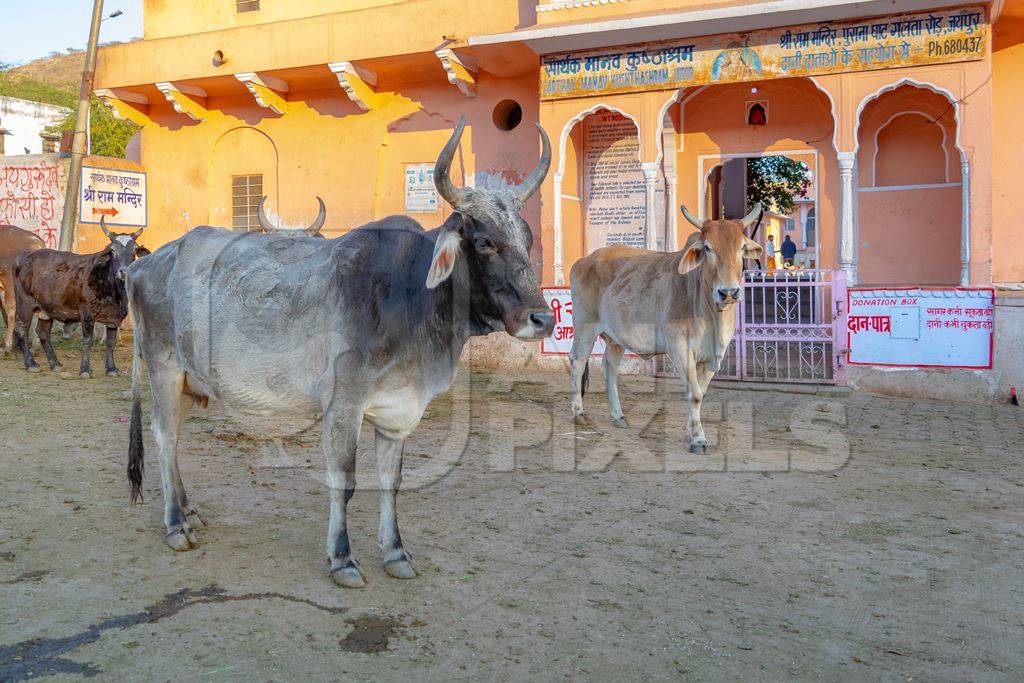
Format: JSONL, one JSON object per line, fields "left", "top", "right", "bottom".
{"left": 765, "top": 234, "right": 777, "bottom": 270}
{"left": 781, "top": 234, "right": 797, "bottom": 268}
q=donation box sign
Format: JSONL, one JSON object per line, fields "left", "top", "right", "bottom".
{"left": 847, "top": 288, "right": 994, "bottom": 369}
{"left": 79, "top": 166, "right": 147, "bottom": 228}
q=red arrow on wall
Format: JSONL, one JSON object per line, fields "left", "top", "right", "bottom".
{"left": 92, "top": 207, "right": 119, "bottom": 217}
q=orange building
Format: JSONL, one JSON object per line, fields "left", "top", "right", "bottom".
{"left": 94, "top": 0, "right": 1024, "bottom": 398}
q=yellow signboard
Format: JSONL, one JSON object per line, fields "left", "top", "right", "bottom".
{"left": 541, "top": 6, "right": 987, "bottom": 100}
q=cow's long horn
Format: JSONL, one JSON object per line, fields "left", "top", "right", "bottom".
{"left": 256, "top": 196, "right": 275, "bottom": 232}
{"left": 130, "top": 226, "right": 144, "bottom": 241}
{"left": 680, "top": 205, "right": 704, "bottom": 231}
{"left": 434, "top": 116, "right": 471, "bottom": 210}
{"left": 515, "top": 123, "right": 552, "bottom": 202}
{"left": 100, "top": 215, "right": 113, "bottom": 240}
{"left": 741, "top": 202, "right": 763, "bottom": 228}
{"left": 304, "top": 197, "right": 326, "bottom": 235}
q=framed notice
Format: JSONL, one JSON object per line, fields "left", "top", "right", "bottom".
{"left": 583, "top": 111, "right": 646, "bottom": 252}
{"left": 847, "top": 287, "right": 994, "bottom": 369}
{"left": 405, "top": 163, "right": 438, "bottom": 213}
{"left": 79, "top": 166, "right": 147, "bottom": 227}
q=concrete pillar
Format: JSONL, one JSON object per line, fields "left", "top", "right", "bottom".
{"left": 641, "top": 161, "right": 659, "bottom": 251}
{"left": 665, "top": 170, "right": 678, "bottom": 252}
{"left": 837, "top": 151, "right": 857, "bottom": 284}
{"left": 960, "top": 157, "right": 971, "bottom": 286}
{"left": 552, "top": 171, "right": 565, "bottom": 285}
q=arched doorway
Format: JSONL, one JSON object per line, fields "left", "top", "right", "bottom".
{"left": 856, "top": 85, "right": 962, "bottom": 285}
{"left": 560, "top": 107, "right": 645, "bottom": 260}
{"left": 701, "top": 152, "right": 817, "bottom": 269}
{"left": 208, "top": 127, "right": 279, "bottom": 230}
{"left": 660, "top": 77, "right": 834, "bottom": 271}
{"left": 658, "top": 78, "right": 837, "bottom": 383}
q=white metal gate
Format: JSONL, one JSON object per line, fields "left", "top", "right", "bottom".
{"left": 658, "top": 269, "right": 847, "bottom": 384}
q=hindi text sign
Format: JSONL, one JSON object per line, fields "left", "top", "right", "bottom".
{"left": 847, "top": 288, "right": 994, "bottom": 369}
{"left": 541, "top": 6, "right": 987, "bottom": 100}
{"left": 543, "top": 288, "right": 607, "bottom": 356}
{"left": 79, "top": 166, "right": 147, "bottom": 228}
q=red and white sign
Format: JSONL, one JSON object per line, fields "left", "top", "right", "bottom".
{"left": 847, "top": 287, "right": 994, "bottom": 369}
{"left": 541, "top": 287, "right": 607, "bottom": 356}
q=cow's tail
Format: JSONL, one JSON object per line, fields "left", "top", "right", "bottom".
{"left": 127, "top": 312, "right": 145, "bottom": 505}
{"left": 581, "top": 361, "right": 590, "bottom": 398}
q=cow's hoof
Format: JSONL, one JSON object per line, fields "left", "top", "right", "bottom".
{"left": 331, "top": 563, "right": 367, "bottom": 588}
{"left": 383, "top": 552, "right": 417, "bottom": 579}
{"left": 573, "top": 414, "right": 588, "bottom": 427}
{"left": 26, "top": 366, "right": 41, "bottom": 374}
{"left": 106, "top": 370, "right": 120, "bottom": 378}
{"left": 612, "top": 416, "right": 630, "bottom": 429}
{"left": 79, "top": 371, "right": 92, "bottom": 379}
{"left": 185, "top": 508, "right": 207, "bottom": 528}
{"left": 50, "top": 365, "right": 64, "bottom": 373}
{"left": 165, "top": 527, "right": 198, "bottom": 552}
{"left": 689, "top": 439, "right": 708, "bottom": 455}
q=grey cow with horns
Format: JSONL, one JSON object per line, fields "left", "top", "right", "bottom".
{"left": 124, "top": 117, "right": 554, "bottom": 587}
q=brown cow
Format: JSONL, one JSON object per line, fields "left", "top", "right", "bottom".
{"left": 13, "top": 219, "right": 147, "bottom": 378}
{"left": 0, "top": 225, "right": 45, "bottom": 354}
{"left": 568, "top": 204, "right": 762, "bottom": 453}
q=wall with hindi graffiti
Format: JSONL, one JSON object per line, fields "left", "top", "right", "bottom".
{"left": 0, "top": 154, "right": 67, "bottom": 249}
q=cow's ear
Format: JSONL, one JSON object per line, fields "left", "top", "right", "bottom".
{"left": 135, "top": 247, "right": 151, "bottom": 258}
{"left": 678, "top": 235, "right": 705, "bottom": 275}
{"left": 426, "top": 226, "right": 462, "bottom": 289}
{"left": 742, "top": 237, "right": 763, "bottom": 259}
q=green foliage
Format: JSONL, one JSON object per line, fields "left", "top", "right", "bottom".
{"left": 746, "top": 156, "right": 811, "bottom": 215}
{"left": 47, "top": 99, "right": 139, "bottom": 159}
{"left": 0, "top": 71, "right": 137, "bottom": 158}
{"left": 0, "top": 72, "right": 76, "bottom": 108}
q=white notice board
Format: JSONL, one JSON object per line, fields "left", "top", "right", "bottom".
{"left": 79, "top": 166, "right": 147, "bottom": 227}
{"left": 405, "top": 163, "right": 438, "bottom": 213}
{"left": 847, "top": 288, "right": 994, "bottom": 369}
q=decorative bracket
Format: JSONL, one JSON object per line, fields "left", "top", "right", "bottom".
{"left": 155, "top": 82, "right": 208, "bottom": 121}
{"left": 235, "top": 72, "right": 290, "bottom": 115}
{"left": 328, "top": 62, "right": 380, "bottom": 112}
{"left": 435, "top": 48, "right": 477, "bottom": 98}
{"left": 94, "top": 88, "right": 152, "bottom": 127}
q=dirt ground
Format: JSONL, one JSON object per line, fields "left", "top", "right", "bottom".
{"left": 1, "top": 334, "right": 1022, "bottom": 681}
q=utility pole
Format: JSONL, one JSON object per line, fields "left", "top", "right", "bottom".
{"left": 58, "top": 0, "right": 105, "bottom": 252}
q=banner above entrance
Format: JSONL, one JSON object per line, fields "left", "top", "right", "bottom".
{"left": 540, "top": 6, "right": 987, "bottom": 100}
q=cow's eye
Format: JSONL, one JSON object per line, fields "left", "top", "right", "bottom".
{"left": 473, "top": 236, "right": 496, "bottom": 254}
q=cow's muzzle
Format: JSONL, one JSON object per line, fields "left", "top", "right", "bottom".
{"left": 507, "top": 306, "right": 555, "bottom": 340}
{"left": 715, "top": 286, "right": 742, "bottom": 309}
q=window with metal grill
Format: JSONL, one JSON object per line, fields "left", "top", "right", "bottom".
{"left": 236, "top": 0, "right": 259, "bottom": 13}
{"left": 231, "top": 174, "right": 263, "bottom": 231}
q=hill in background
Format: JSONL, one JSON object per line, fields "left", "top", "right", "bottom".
{"left": 1, "top": 45, "right": 139, "bottom": 157}
{"left": 7, "top": 49, "right": 88, "bottom": 91}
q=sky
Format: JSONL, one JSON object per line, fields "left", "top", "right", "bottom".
{"left": 0, "top": 0, "right": 144, "bottom": 66}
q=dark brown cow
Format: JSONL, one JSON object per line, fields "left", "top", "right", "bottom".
{"left": 13, "top": 219, "right": 147, "bottom": 378}
{"left": 0, "top": 225, "right": 45, "bottom": 354}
